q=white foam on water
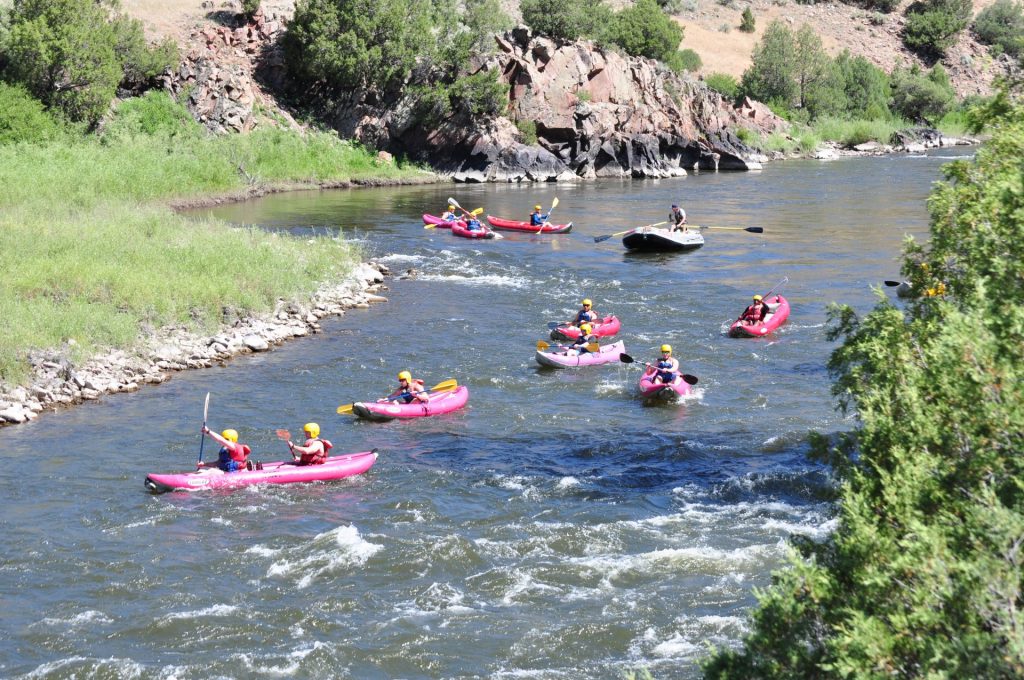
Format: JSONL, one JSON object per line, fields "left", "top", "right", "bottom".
{"left": 38, "top": 610, "right": 113, "bottom": 627}
{"left": 650, "top": 631, "right": 701, "bottom": 658}
{"left": 493, "top": 474, "right": 527, "bottom": 491}
{"left": 25, "top": 656, "right": 144, "bottom": 679}
{"left": 236, "top": 641, "right": 329, "bottom": 677}
{"left": 378, "top": 253, "right": 424, "bottom": 264}
{"left": 161, "top": 604, "right": 238, "bottom": 623}
{"left": 266, "top": 524, "right": 382, "bottom": 589}
{"left": 501, "top": 569, "right": 563, "bottom": 605}
{"left": 210, "top": 517, "right": 232, "bottom": 526}
{"left": 556, "top": 476, "right": 580, "bottom": 490}
{"left": 245, "top": 544, "right": 281, "bottom": 558}
{"left": 594, "top": 380, "right": 628, "bottom": 395}
{"left": 416, "top": 272, "right": 531, "bottom": 289}
{"left": 492, "top": 670, "right": 570, "bottom": 679}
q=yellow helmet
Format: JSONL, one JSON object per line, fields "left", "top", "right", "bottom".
{"left": 447, "top": 204, "right": 455, "bottom": 211}
{"left": 303, "top": 422, "right": 320, "bottom": 438}
{"left": 534, "top": 204, "right": 542, "bottom": 210}
{"left": 221, "top": 429, "right": 238, "bottom": 443}
{"left": 582, "top": 298, "right": 592, "bottom": 306}
{"left": 660, "top": 344, "right": 672, "bottom": 353}
{"left": 753, "top": 294, "right": 763, "bottom": 301}
{"left": 579, "top": 323, "right": 593, "bottom": 334}
{"left": 398, "top": 370, "right": 412, "bottom": 382}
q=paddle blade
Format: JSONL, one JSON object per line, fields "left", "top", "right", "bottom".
{"left": 447, "top": 197, "right": 462, "bottom": 211}
{"left": 586, "top": 342, "right": 600, "bottom": 352}
{"left": 203, "top": 392, "right": 210, "bottom": 421}
{"left": 550, "top": 197, "right": 559, "bottom": 211}
{"left": 429, "top": 379, "right": 458, "bottom": 392}
{"left": 746, "top": 227, "right": 764, "bottom": 234}
{"left": 619, "top": 353, "right": 635, "bottom": 364}
{"left": 336, "top": 402, "right": 355, "bottom": 414}
{"left": 547, "top": 321, "right": 567, "bottom": 329}
{"left": 884, "top": 280, "right": 903, "bottom": 287}
{"left": 536, "top": 340, "right": 550, "bottom": 350}
{"left": 682, "top": 374, "right": 699, "bottom": 385}
{"left": 275, "top": 428, "right": 291, "bottom": 440}
{"left": 593, "top": 234, "right": 613, "bottom": 243}
{"left": 424, "top": 223, "right": 436, "bottom": 229}
{"left": 471, "top": 207, "right": 484, "bottom": 216}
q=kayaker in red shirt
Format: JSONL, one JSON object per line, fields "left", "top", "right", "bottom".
{"left": 737, "top": 295, "right": 769, "bottom": 326}
{"left": 566, "top": 298, "right": 598, "bottom": 327}
{"left": 383, "top": 370, "right": 429, "bottom": 404}
{"left": 648, "top": 344, "right": 680, "bottom": 384}
{"left": 199, "top": 427, "right": 252, "bottom": 472}
{"left": 287, "top": 422, "right": 332, "bottom": 466}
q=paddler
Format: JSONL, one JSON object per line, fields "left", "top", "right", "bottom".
{"left": 670, "top": 203, "right": 687, "bottom": 232}
{"left": 383, "top": 370, "right": 429, "bottom": 404}
{"left": 441, "top": 204, "right": 458, "bottom": 222}
{"left": 565, "top": 298, "right": 598, "bottom": 327}
{"left": 465, "top": 215, "right": 485, "bottom": 232}
{"left": 199, "top": 426, "right": 253, "bottom": 471}
{"left": 648, "top": 344, "right": 680, "bottom": 385}
{"left": 736, "top": 294, "right": 769, "bottom": 326}
{"left": 529, "top": 204, "right": 550, "bottom": 227}
{"left": 286, "top": 422, "right": 332, "bottom": 466}
{"left": 568, "top": 323, "right": 597, "bottom": 355}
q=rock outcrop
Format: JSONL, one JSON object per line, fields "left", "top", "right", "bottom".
{"left": 331, "top": 28, "right": 776, "bottom": 181}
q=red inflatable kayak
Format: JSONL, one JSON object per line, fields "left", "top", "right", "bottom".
{"left": 351, "top": 385, "right": 470, "bottom": 422}
{"left": 729, "top": 295, "right": 791, "bottom": 337}
{"left": 423, "top": 213, "right": 464, "bottom": 229}
{"left": 486, "top": 216, "right": 573, "bottom": 234}
{"left": 144, "top": 451, "right": 378, "bottom": 493}
{"left": 550, "top": 315, "right": 621, "bottom": 341}
{"left": 638, "top": 368, "right": 692, "bottom": 400}
{"left": 451, "top": 222, "right": 498, "bottom": 239}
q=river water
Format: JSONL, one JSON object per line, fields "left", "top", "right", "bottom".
{"left": 0, "top": 150, "right": 969, "bottom": 679}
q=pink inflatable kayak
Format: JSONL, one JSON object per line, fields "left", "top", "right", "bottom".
{"left": 486, "top": 215, "right": 573, "bottom": 234}
{"left": 729, "top": 295, "right": 791, "bottom": 337}
{"left": 423, "top": 213, "right": 464, "bottom": 229}
{"left": 351, "top": 385, "right": 470, "bottom": 422}
{"left": 551, "top": 315, "right": 621, "bottom": 341}
{"left": 144, "top": 450, "right": 378, "bottom": 493}
{"left": 451, "top": 222, "right": 498, "bottom": 239}
{"left": 536, "top": 340, "right": 625, "bottom": 368}
{"left": 638, "top": 368, "right": 692, "bottom": 400}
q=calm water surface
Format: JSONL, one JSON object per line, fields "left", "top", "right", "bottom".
{"left": 0, "top": 150, "right": 970, "bottom": 678}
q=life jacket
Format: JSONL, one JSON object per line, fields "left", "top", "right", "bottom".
{"left": 742, "top": 303, "right": 765, "bottom": 321}
{"left": 299, "top": 437, "right": 333, "bottom": 465}
{"left": 219, "top": 443, "right": 251, "bottom": 464}
{"left": 575, "top": 309, "right": 596, "bottom": 324}
{"left": 530, "top": 212, "right": 547, "bottom": 225}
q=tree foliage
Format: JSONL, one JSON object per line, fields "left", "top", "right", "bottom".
{"left": 890, "top": 64, "right": 955, "bottom": 123}
{"left": 903, "top": 0, "right": 973, "bottom": 56}
{"left": 740, "top": 7, "right": 756, "bottom": 32}
{"left": 702, "top": 90, "right": 1024, "bottom": 679}
{"left": 0, "top": 80, "right": 64, "bottom": 143}
{"left": 741, "top": 20, "right": 798, "bottom": 109}
{"left": 833, "top": 50, "right": 890, "bottom": 119}
{"left": 606, "top": 0, "right": 683, "bottom": 60}
{"left": 0, "top": 0, "right": 176, "bottom": 124}
{"left": 973, "top": 0, "right": 1024, "bottom": 57}
{"left": 520, "top": 0, "right": 612, "bottom": 41}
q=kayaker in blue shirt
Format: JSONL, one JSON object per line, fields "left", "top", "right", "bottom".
{"left": 568, "top": 323, "right": 597, "bottom": 355}
{"left": 198, "top": 427, "right": 253, "bottom": 471}
{"left": 670, "top": 204, "right": 688, "bottom": 232}
{"left": 465, "top": 216, "right": 484, "bottom": 232}
{"left": 565, "top": 298, "right": 597, "bottom": 327}
{"left": 441, "top": 204, "right": 458, "bottom": 222}
{"left": 530, "top": 205, "right": 550, "bottom": 226}
{"left": 649, "top": 344, "right": 680, "bottom": 384}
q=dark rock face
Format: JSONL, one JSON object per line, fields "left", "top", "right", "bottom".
{"left": 329, "top": 28, "right": 778, "bottom": 182}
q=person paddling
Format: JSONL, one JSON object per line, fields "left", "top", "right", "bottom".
{"left": 383, "top": 370, "right": 429, "bottom": 404}
{"left": 566, "top": 298, "right": 598, "bottom": 327}
{"left": 465, "top": 215, "right": 485, "bottom": 232}
{"left": 647, "top": 344, "right": 680, "bottom": 385}
{"left": 286, "top": 422, "right": 332, "bottom": 466}
{"left": 530, "top": 204, "right": 550, "bottom": 227}
{"left": 670, "top": 203, "right": 687, "bottom": 232}
{"left": 199, "top": 427, "right": 253, "bottom": 472}
{"left": 568, "top": 323, "right": 598, "bottom": 355}
{"left": 736, "top": 294, "right": 769, "bottom": 326}
{"left": 441, "top": 204, "right": 458, "bottom": 222}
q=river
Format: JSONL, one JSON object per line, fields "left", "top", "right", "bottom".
{"left": 0, "top": 149, "right": 970, "bottom": 679}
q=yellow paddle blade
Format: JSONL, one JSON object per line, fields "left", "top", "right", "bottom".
{"left": 429, "top": 379, "right": 458, "bottom": 392}
{"left": 536, "top": 340, "right": 550, "bottom": 350}
{"left": 471, "top": 208, "right": 484, "bottom": 216}
{"left": 551, "top": 197, "right": 559, "bottom": 209}
{"left": 586, "top": 342, "right": 600, "bottom": 352}
{"left": 424, "top": 223, "right": 437, "bottom": 229}
{"left": 336, "top": 403, "right": 354, "bottom": 415}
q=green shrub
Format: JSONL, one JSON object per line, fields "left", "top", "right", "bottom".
{"left": 891, "top": 64, "right": 956, "bottom": 123}
{"left": 520, "top": 0, "right": 612, "bottom": 41}
{"left": 0, "top": 82, "right": 65, "bottom": 144}
{"left": 903, "top": 0, "right": 972, "bottom": 56}
{"left": 667, "top": 48, "right": 702, "bottom": 72}
{"left": 241, "top": 0, "right": 260, "bottom": 18}
{"left": 102, "top": 91, "right": 202, "bottom": 141}
{"left": 606, "top": 0, "right": 683, "bottom": 60}
{"left": 974, "top": 0, "right": 1024, "bottom": 57}
{"left": 735, "top": 126, "right": 757, "bottom": 144}
{"left": 740, "top": 7, "right": 756, "bottom": 32}
{"left": 705, "top": 72, "right": 740, "bottom": 99}
{"left": 448, "top": 69, "right": 508, "bottom": 118}
{"left": 516, "top": 119, "right": 538, "bottom": 144}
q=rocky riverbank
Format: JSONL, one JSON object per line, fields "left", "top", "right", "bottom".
{"left": 0, "top": 261, "right": 391, "bottom": 427}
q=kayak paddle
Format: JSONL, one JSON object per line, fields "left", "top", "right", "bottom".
{"left": 424, "top": 207, "right": 482, "bottom": 229}
{"left": 884, "top": 280, "right": 905, "bottom": 287}
{"left": 537, "top": 197, "right": 558, "bottom": 233}
{"left": 618, "top": 353, "right": 698, "bottom": 385}
{"left": 197, "top": 392, "right": 210, "bottom": 467}
{"left": 537, "top": 339, "right": 600, "bottom": 352}
{"left": 593, "top": 221, "right": 668, "bottom": 243}
{"left": 336, "top": 379, "right": 459, "bottom": 414}
{"left": 275, "top": 428, "right": 298, "bottom": 459}
{"left": 692, "top": 225, "right": 764, "bottom": 233}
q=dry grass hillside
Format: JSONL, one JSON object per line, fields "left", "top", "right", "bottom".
{"left": 123, "top": 0, "right": 1009, "bottom": 98}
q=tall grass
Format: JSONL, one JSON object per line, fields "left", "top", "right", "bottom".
{"left": 810, "top": 116, "right": 907, "bottom": 147}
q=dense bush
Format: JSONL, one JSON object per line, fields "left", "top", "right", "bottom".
{"left": 606, "top": 0, "right": 683, "bottom": 60}
{"left": 890, "top": 64, "right": 955, "bottom": 123}
{"left": 102, "top": 90, "right": 202, "bottom": 141}
{"left": 974, "top": 0, "right": 1024, "bottom": 56}
{"left": 903, "top": 0, "right": 972, "bottom": 56}
{"left": 741, "top": 21, "right": 798, "bottom": 108}
{"left": 0, "top": 82, "right": 65, "bottom": 143}
{"left": 241, "top": 0, "right": 261, "bottom": 18}
{"left": 520, "top": 0, "right": 612, "bottom": 41}
{"left": 1, "top": 0, "right": 177, "bottom": 124}
{"left": 669, "top": 48, "right": 702, "bottom": 72}
{"left": 705, "top": 72, "right": 740, "bottom": 100}
{"left": 740, "top": 7, "right": 756, "bottom": 32}
{"left": 702, "top": 91, "right": 1024, "bottom": 679}
{"left": 833, "top": 50, "right": 891, "bottom": 119}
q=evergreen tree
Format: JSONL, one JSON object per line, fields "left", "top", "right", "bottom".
{"left": 740, "top": 20, "right": 798, "bottom": 109}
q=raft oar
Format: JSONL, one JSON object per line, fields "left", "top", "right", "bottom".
{"left": 197, "top": 392, "right": 210, "bottom": 467}
{"left": 764, "top": 276, "right": 789, "bottom": 299}
{"left": 336, "top": 379, "right": 459, "bottom": 415}
{"left": 275, "top": 428, "right": 299, "bottom": 459}
{"left": 593, "top": 221, "right": 667, "bottom": 243}
{"left": 618, "top": 353, "right": 698, "bottom": 385}
{"left": 537, "top": 339, "right": 600, "bottom": 352}
{"left": 537, "top": 196, "right": 559, "bottom": 233}
{"left": 692, "top": 225, "right": 764, "bottom": 233}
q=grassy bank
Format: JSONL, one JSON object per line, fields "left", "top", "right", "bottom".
{"left": 746, "top": 114, "right": 973, "bottom": 155}
{"left": 0, "top": 115, "right": 432, "bottom": 384}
